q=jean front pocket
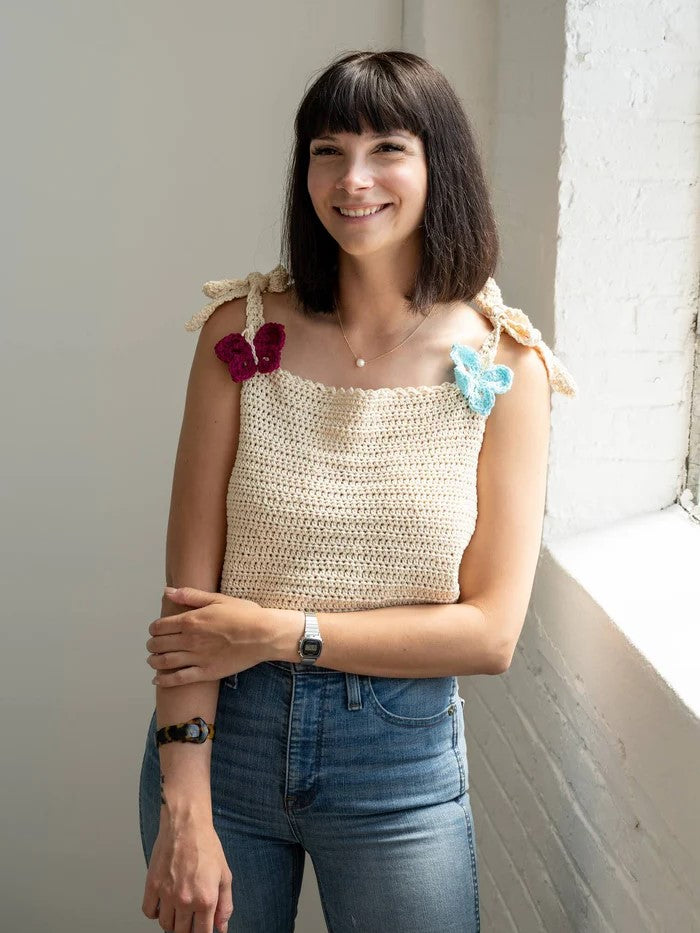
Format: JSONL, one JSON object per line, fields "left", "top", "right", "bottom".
{"left": 366, "top": 675, "right": 458, "bottom": 727}
{"left": 221, "top": 671, "right": 239, "bottom": 690}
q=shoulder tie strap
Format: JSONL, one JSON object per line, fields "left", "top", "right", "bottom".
{"left": 472, "top": 278, "right": 578, "bottom": 397}
{"left": 184, "top": 263, "right": 292, "bottom": 337}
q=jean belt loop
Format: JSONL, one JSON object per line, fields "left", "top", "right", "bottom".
{"left": 345, "top": 672, "right": 363, "bottom": 710}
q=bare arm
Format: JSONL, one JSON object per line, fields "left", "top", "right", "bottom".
{"left": 156, "top": 295, "right": 248, "bottom": 824}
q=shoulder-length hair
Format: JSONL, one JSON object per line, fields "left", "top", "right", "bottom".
{"left": 280, "top": 49, "right": 499, "bottom": 317}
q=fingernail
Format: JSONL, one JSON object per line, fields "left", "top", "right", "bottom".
{"left": 164, "top": 586, "right": 178, "bottom": 596}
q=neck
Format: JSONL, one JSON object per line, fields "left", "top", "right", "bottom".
{"left": 334, "top": 248, "right": 429, "bottom": 341}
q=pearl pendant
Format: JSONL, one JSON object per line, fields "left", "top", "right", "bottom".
{"left": 356, "top": 358, "right": 366, "bottom": 368}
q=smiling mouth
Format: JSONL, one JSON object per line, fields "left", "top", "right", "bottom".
{"left": 333, "top": 204, "right": 392, "bottom": 218}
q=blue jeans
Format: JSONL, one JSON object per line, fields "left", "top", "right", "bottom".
{"left": 139, "top": 660, "right": 480, "bottom": 932}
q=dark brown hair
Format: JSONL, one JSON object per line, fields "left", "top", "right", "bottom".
{"left": 280, "top": 49, "right": 499, "bottom": 317}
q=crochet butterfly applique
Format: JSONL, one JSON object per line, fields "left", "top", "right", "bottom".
{"left": 214, "top": 322, "right": 286, "bottom": 382}
{"left": 450, "top": 343, "right": 514, "bottom": 417}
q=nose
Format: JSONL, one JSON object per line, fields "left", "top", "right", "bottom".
{"left": 334, "top": 156, "right": 373, "bottom": 193}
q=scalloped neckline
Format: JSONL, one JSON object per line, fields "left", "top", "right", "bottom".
{"left": 269, "top": 363, "right": 462, "bottom": 397}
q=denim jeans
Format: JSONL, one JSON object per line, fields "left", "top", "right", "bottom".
{"left": 139, "top": 660, "right": 480, "bottom": 932}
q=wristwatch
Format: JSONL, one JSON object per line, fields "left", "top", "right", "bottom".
{"left": 155, "top": 716, "right": 215, "bottom": 749}
{"left": 298, "top": 610, "right": 323, "bottom": 665}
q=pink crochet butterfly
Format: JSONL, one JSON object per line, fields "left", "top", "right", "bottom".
{"left": 214, "top": 322, "right": 286, "bottom": 382}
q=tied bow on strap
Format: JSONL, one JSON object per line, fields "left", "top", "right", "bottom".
{"left": 184, "top": 264, "right": 292, "bottom": 332}
{"left": 470, "top": 278, "right": 579, "bottom": 399}
{"left": 184, "top": 264, "right": 291, "bottom": 380}
{"left": 201, "top": 265, "right": 292, "bottom": 303}
{"left": 472, "top": 278, "right": 542, "bottom": 346}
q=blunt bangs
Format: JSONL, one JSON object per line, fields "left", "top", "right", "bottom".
{"left": 300, "top": 58, "right": 426, "bottom": 144}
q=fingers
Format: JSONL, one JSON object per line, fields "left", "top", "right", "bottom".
{"left": 172, "top": 907, "right": 194, "bottom": 932}
{"left": 141, "top": 885, "right": 160, "bottom": 920}
{"left": 156, "top": 902, "right": 176, "bottom": 931}
{"left": 146, "top": 632, "right": 187, "bottom": 653}
{"left": 193, "top": 906, "right": 221, "bottom": 933}
{"left": 147, "top": 651, "right": 192, "bottom": 672}
{"left": 146, "top": 895, "right": 217, "bottom": 933}
{"left": 149, "top": 615, "right": 186, "bottom": 637}
{"left": 213, "top": 873, "right": 234, "bottom": 933}
{"left": 151, "top": 666, "right": 206, "bottom": 688}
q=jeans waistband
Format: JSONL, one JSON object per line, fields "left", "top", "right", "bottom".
{"left": 264, "top": 660, "right": 345, "bottom": 674}
{"left": 263, "top": 660, "right": 363, "bottom": 710}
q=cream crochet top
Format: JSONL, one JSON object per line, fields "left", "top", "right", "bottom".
{"left": 184, "top": 264, "right": 577, "bottom": 612}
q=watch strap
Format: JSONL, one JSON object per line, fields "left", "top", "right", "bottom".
{"left": 298, "top": 610, "right": 323, "bottom": 665}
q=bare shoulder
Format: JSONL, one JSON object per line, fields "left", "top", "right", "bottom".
{"left": 492, "top": 328, "right": 552, "bottom": 421}
{"left": 183, "top": 293, "right": 248, "bottom": 462}
{"left": 185, "top": 293, "right": 248, "bottom": 428}
{"left": 482, "top": 324, "right": 551, "bottom": 487}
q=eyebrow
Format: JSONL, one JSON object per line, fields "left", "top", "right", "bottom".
{"left": 312, "top": 131, "right": 412, "bottom": 141}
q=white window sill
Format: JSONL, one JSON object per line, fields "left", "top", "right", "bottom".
{"left": 546, "top": 504, "right": 700, "bottom": 718}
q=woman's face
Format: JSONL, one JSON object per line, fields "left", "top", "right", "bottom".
{"left": 307, "top": 126, "right": 428, "bottom": 258}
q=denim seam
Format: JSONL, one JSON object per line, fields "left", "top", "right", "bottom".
{"left": 138, "top": 777, "right": 146, "bottom": 857}
{"left": 459, "top": 798, "right": 481, "bottom": 931}
{"left": 312, "top": 674, "right": 328, "bottom": 804}
{"left": 451, "top": 706, "right": 466, "bottom": 797}
{"left": 283, "top": 672, "right": 296, "bottom": 804}
{"left": 282, "top": 672, "right": 309, "bottom": 846}
{"left": 284, "top": 806, "right": 306, "bottom": 849}
{"left": 451, "top": 680, "right": 466, "bottom": 797}
{"left": 289, "top": 843, "right": 299, "bottom": 930}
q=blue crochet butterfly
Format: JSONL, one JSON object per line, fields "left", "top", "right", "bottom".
{"left": 450, "top": 343, "right": 514, "bottom": 416}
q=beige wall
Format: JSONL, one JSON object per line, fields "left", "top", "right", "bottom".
{"left": 2, "top": 4, "right": 402, "bottom": 930}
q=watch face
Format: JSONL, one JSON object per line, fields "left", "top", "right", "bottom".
{"left": 301, "top": 638, "right": 322, "bottom": 658}
{"left": 184, "top": 717, "right": 208, "bottom": 742}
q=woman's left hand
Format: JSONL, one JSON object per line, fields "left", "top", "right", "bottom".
{"left": 145, "top": 587, "right": 272, "bottom": 687}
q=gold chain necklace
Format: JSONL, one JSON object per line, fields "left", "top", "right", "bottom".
{"left": 335, "top": 301, "right": 437, "bottom": 368}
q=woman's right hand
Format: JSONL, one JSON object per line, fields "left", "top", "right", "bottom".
{"left": 142, "top": 815, "right": 233, "bottom": 933}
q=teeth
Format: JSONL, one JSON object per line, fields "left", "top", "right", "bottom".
{"left": 338, "top": 204, "right": 387, "bottom": 217}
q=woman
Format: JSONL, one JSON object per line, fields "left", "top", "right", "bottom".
{"left": 139, "top": 49, "right": 577, "bottom": 933}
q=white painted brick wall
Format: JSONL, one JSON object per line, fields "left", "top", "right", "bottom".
{"left": 551, "top": 0, "right": 699, "bottom": 534}
{"left": 429, "top": 0, "right": 700, "bottom": 930}
{"left": 464, "top": 550, "right": 700, "bottom": 931}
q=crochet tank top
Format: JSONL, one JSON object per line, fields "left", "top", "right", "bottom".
{"left": 184, "top": 264, "right": 577, "bottom": 612}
